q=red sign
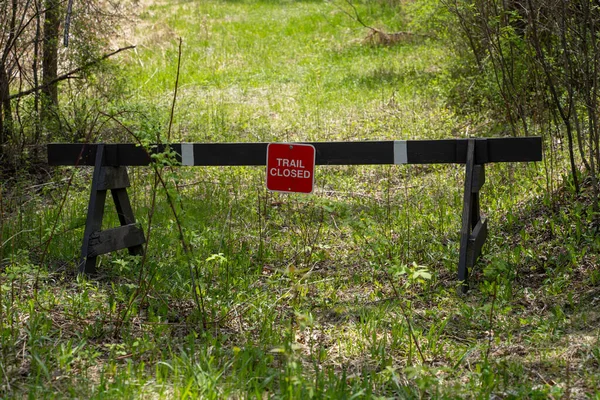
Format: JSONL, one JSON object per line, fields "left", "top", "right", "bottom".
{"left": 266, "top": 143, "right": 316, "bottom": 194}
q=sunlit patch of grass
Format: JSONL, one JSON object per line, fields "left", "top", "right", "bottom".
{"left": 117, "top": 0, "right": 452, "bottom": 145}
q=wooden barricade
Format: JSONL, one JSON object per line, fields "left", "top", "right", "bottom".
{"left": 47, "top": 137, "right": 542, "bottom": 291}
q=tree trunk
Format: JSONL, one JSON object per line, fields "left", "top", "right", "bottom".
{"left": 0, "top": 64, "right": 13, "bottom": 155}
{"left": 42, "top": 0, "right": 60, "bottom": 108}
{"left": 33, "top": 0, "right": 42, "bottom": 147}
{"left": 0, "top": 0, "right": 18, "bottom": 159}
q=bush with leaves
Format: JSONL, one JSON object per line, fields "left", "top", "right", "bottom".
{"left": 443, "top": 0, "right": 600, "bottom": 197}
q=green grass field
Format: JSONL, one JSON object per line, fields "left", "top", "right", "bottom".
{"left": 1, "top": 0, "right": 599, "bottom": 398}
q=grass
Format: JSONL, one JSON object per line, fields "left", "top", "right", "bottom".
{"left": 1, "top": 0, "right": 600, "bottom": 398}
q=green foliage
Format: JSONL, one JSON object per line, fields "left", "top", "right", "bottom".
{"left": 443, "top": 0, "right": 600, "bottom": 190}
{"left": 0, "top": 0, "right": 130, "bottom": 167}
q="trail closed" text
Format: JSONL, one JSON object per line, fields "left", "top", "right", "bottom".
{"left": 269, "top": 158, "right": 311, "bottom": 178}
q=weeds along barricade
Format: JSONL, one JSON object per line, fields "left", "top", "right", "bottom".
{"left": 47, "top": 138, "right": 542, "bottom": 292}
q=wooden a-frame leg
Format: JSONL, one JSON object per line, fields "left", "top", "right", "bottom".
{"left": 458, "top": 139, "right": 475, "bottom": 292}
{"left": 111, "top": 187, "right": 144, "bottom": 256}
{"left": 79, "top": 158, "right": 145, "bottom": 274}
{"left": 458, "top": 139, "right": 488, "bottom": 293}
{"left": 79, "top": 145, "right": 106, "bottom": 274}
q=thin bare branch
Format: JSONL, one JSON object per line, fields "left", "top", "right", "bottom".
{"left": 8, "top": 45, "right": 136, "bottom": 101}
{"left": 167, "top": 38, "right": 182, "bottom": 142}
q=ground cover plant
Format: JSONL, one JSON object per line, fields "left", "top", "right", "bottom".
{"left": 1, "top": 0, "right": 599, "bottom": 398}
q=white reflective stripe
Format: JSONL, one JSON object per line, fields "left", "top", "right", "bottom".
{"left": 393, "top": 140, "right": 408, "bottom": 164}
{"left": 181, "top": 143, "right": 194, "bottom": 166}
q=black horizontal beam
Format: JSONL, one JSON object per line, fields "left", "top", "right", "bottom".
{"left": 47, "top": 137, "right": 542, "bottom": 167}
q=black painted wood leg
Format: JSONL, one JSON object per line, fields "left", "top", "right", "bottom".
{"left": 79, "top": 144, "right": 106, "bottom": 274}
{"left": 79, "top": 147, "right": 145, "bottom": 275}
{"left": 458, "top": 139, "right": 475, "bottom": 292}
{"left": 458, "top": 139, "right": 488, "bottom": 293}
{"left": 111, "top": 186, "right": 144, "bottom": 257}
